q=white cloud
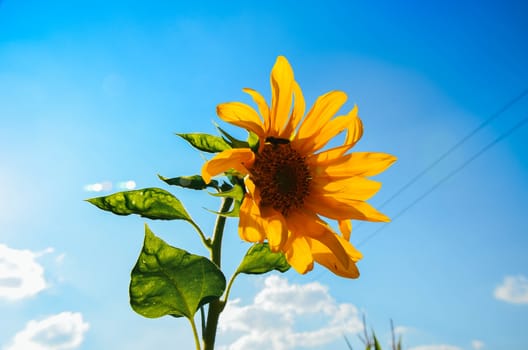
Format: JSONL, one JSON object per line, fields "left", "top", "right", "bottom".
{"left": 83, "top": 180, "right": 136, "bottom": 192}
{"left": 408, "top": 346, "right": 462, "bottom": 350}
{"left": 392, "top": 325, "right": 413, "bottom": 336}
{"left": 83, "top": 181, "right": 112, "bottom": 192}
{"left": 4, "top": 312, "right": 90, "bottom": 350}
{"left": 55, "top": 254, "right": 66, "bottom": 265}
{"left": 0, "top": 244, "right": 49, "bottom": 301}
{"left": 117, "top": 180, "right": 136, "bottom": 190}
{"left": 218, "top": 275, "right": 363, "bottom": 350}
{"left": 471, "top": 340, "right": 484, "bottom": 350}
{"left": 494, "top": 275, "right": 528, "bottom": 304}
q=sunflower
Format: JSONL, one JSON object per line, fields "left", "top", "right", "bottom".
{"left": 202, "top": 56, "right": 396, "bottom": 278}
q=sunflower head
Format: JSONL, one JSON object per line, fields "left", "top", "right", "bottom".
{"left": 202, "top": 56, "right": 396, "bottom": 278}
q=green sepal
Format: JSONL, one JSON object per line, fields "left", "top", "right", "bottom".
{"left": 210, "top": 183, "right": 244, "bottom": 202}
{"left": 158, "top": 174, "right": 219, "bottom": 190}
{"left": 206, "top": 183, "right": 244, "bottom": 217}
{"left": 236, "top": 242, "right": 290, "bottom": 275}
{"left": 214, "top": 123, "right": 250, "bottom": 149}
{"left": 247, "top": 131, "right": 260, "bottom": 152}
{"left": 177, "top": 133, "right": 231, "bottom": 153}
{"left": 86, "top": 188, "right": 191, "bottom": 221}
{"left": 130, "top": 224, "right": 226, "bottom": 319}
{"left": 205, "top": 200, "right": 241, "bottom": 218}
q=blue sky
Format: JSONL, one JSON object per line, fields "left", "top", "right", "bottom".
{"left": 1, "top": 1, "right": 528, "bottom": 349}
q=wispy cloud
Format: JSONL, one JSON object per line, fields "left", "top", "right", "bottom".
{"left": 0, "top": 244, "right": 49, "bottom": 301}
{"left": 83, "top": 180, "right": 136, "bottom": 192}
{"left": 393, "top": 325, "right": 412, "bottom": 336}
{"left": 83, "top": 181, "right": 112, "bottom": 192}
{"left": 218, "top": 275, "right": 363, "bottom": 350}
{"left": 408, "top": 345, "right": 462, "bottom": 350}
{"left": 471, "top": 340, "right": 484, "bottom": 350}
{"left": 494, "top": 275, "right": 528, "bottom": 304}
{"left": 4, "top": 312, "right": 89, "bottom": 350}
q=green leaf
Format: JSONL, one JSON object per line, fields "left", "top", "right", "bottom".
{"left": 158, "top": 174, "right": 219, "bottom": 190}
{"left": 130, "top": 225, "right": 226, "bottom": 319}
{"left": 87, "top": 188, "right": 191, "bottom": 221}
{"left": 237, "top": 243, "right": 290, "bottom": 275}
{"left": 177, "top": 133, "right": 231, "bottom": 153}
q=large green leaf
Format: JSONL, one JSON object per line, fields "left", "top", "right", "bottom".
{"left": 158, "top": 174, "right": 219, "bottom": 190}
{"left": 87, "top": 188, "right": 191, "bottom": 221}
{"left": 177, "top": 133, "right": 231, "bottom": 153}
{"left": 130, "top": 225, "right": 226, "bottom": 319}
{"left": 236, "top": 243, "right": 290, "bottom": 275}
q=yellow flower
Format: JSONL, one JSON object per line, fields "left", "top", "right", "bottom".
{"left": 202, "top": 56, "right": 396, "bottom": 278}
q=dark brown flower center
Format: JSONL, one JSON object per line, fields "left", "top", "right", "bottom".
{"left": 250, "top": 139, "right": 311, "bottom": 216}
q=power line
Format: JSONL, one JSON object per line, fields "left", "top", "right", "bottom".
{"left": 292, "top": 89, "right": 528, "bottom": 283}
{"left": 379, "top": 88, "right": 527, "bottom": 207}
{"left": 353, "top": 87, "right": 528, "bottom": 233}
{"left": 357, "top": 114, "right": 528, "bottom": 247}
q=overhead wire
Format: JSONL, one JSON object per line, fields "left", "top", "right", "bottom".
{"left": 290, "top": 88, "right": 528, "bottom": 283}
{"left": 357, "top": 113, "right": 528, "bottom": 247}
{"left": 370, "top": 88, "right": 528, "bottom": 213}
{"left": 354, "top": 87, "right": 528, "bottom": 234}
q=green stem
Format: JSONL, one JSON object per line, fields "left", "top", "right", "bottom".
{"left": 200, "top": 306, "right": 206, "bottom": 339}
{"left": 189, "top": 316, "right": 202, "bottom": 350}
{"left": 189, "top": 219, "right": 212, "bottom": 249}
{"left": 222, "top": 271, "right": 239, "bottom": 304}
{"left": 202, "top": 197, "right": 233, "bottom": 350}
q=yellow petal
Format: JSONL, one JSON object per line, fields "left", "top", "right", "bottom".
{"left": 303, "top": 106, "right": 363, "bottom": 162}
{"left": 243, "top": 88, "right": 271, "bottom": 134}
{"left": 217, "top": 102, "right": 265, "bottom": 138}
{"left": 311, "top": 176, "right": 382, "bottom": 201}
{"left": 295, "top": 90, "right": 347, "bottom": 153}
{"left": 281, "top": 81, "right": 305, "bottom": 139}
{"left": 307, "top": 144, "right": 352, "bottom": 166}
{"left": 238, "top": 198, "right": 266, "bottom": 243}
{"left": 286, "top": 211, "right": 351, "bottom": 269}
{"left": 307, "top": 230, "right": 351, "bottom": 270}
{"left": 305, "top": 194, "right": 390, "bottom": 222}
{"left": 292, "top": 114, "right": 349, "bottom": 155}
{"left": 306, "top": 236, "right": 361, "bottom": 278}
{"left": 312, "top": 152, "right": 397, "bottom": 178}
{"left": 342, "top": 105, "right": 363, "bottom": 150}
{"left": 201, "top": 148, "right": 255, "bottom": 184}
{"left": 286, "top": 210, "right": 328, "bottom": 237}
{"left": 270, "top": 56, "right": 294, "bottom": 136}
{"left": 243, "top": 176, "right": 261, "bottom": 205}
{"left": 260, "top": 207, "right": 288, "bottom": 252}
{"left": 283, "top": 235, "right": 314, "bottom": 274}
{"left": 338, "top": 220, "right": 352, "bottom": 241}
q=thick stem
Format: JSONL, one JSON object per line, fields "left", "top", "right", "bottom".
{"left": 202, "top": 197, "right": 233, "bottom": 350}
